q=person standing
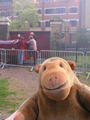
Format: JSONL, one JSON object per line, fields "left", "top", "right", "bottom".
{"left": 27, "top": 36, "right": 37, "bottom": 65}
{"left": 30, "top": 32, "right": 37, "bottom": 42}
{"left": 18, "top": 34, "right": 21, "bottom": 40}
{"left": 17, "top": 37, "right": 26, "bottom": 65}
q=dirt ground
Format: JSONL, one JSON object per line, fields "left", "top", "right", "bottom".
{"left": 0, "top": 66, "right": 90, "bottom": 120}
{"left": 0, "top": 67, "right": 39, "bottom": 120}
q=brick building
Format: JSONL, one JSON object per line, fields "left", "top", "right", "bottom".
{"left": 0, "top": 0, "right": 13, "bottom": 19}
{"left": 0, "top": 0, "right": 89, "bottom": 45}
{"left": 33, "top": 0, "right": 81, "bottom": 45}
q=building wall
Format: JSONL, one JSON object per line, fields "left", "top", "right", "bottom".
{"left": 0, "top": 0, "right": 13, "bottom": 19}
{"left": 0, "top": 0, "right": 81, "bottom": 32}
{"left": 85, "top": 0, "right": 90, "bottom": 29}
{"left": 0, "top": 0, "right": 87, "bottom": 46}
{"left": 79, "top": 0, "right": 85, "bottom": 28}
{"left": 36, "top": 0, "right": 80, "bottom": 32}
{"left": 35, "top": 0, "right": 80, "bottom": 45}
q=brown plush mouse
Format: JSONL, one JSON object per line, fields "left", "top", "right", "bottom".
{"left": 14, "top": 57, "right": 90, "bottom": 120}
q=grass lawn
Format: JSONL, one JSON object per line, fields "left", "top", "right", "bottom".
{"left": 0, "top": 78, "right": 16, "bottom": 112}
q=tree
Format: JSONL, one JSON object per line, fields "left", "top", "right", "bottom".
{"left": 10, "top": 0, "right": 40, "bottom": 31}
{"left": 74, "top": 28, "right": 90, "bottom": 45}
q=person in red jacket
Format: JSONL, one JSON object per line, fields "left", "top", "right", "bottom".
{"left": 17, "top": 37, "right": 27, "bottom": 65}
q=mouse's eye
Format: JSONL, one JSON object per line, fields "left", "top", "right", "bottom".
{"left": 60, "top": 64, "right": 63, "bottom": 68}
{"left": 44, "top": 66, "right": 46, "bottom": 70}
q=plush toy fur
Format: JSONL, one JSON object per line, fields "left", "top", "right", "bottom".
{"left": 14, "top": 57, "right": 90, "bottom": 120}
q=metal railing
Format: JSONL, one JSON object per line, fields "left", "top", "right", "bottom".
{"left": 86, "top": 51, "right": 90, "bottom": 80}
{"left": 40, "top": 50, "right": 84, "bottom": 73}
{"left": 0, "top": 49, "right": 7, "bottom": 69}
{"left": 1, "top": 49, "right": 90, "bottom": 79}
{"left": 0, "top": 49, "right": 39, "bottom": 70}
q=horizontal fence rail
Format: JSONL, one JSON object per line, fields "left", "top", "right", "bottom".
{"left": 0, "top": 49, "right": 39, "bottom": 69}
{"left": 86, "top": 51, "right": 90, "bottom": 72}
{"left": 40, "top": 50, "right": 84, "bottom": 73}
{"left": 86, "top": 51, "right": 90, "bottom": 79}
{"left": 0, "top": 49, "right": 7, "bottom": 69}
{"left": 1, "top": 49, "right": 90, "bottom": 79}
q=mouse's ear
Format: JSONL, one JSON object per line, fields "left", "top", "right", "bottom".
{"left": 34, "top": 64, "right": 41, "bottom": 73}
{"left": 68, "top": 61, "right": 76, "bottom": 70}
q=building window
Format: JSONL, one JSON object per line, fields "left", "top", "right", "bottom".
{"left": 56, "top": 8, "right": 65, "bottom": 14}
{"left": 1, "top": 11, "right": 6, "bottom": 16}
{"left": 38, "top": 21, "right": 41, "bottom": 27}
{"left": 70, "top": 7, "right": 77, "bottom": 13}
{"left": 36, "top": 0, "right": 41, "bottom": 2}
{"left": 45, "top": 8, "right": 54, "bottom": 14}
{"left": 45, "top": 0, "right": 54, "bottom": 2}
{"left": 46, "top": 21, "right": 50, "bottom": 27}
{"left": 57, "top": 0, "right": 65, "bottom": 1}
{"left": 70, "top": 20, "right": 77, "bottom": 27}
{"left": 0, "top": 1, "right": 12, "bottom": 6}
{"left": 7, "top": 11, "right": 11, "bottom": 16}
{"left": 38, "top": 9, "right": 41, "bottom": 14}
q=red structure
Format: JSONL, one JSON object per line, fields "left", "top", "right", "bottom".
{"left": 0, "top": 31, "right": 50, "bottom": 64}
{"left": 10, "top": 31, "right": 50, "bottom": 51}
{"left": 0, "top": 30, "right": 50, "bottom": 57}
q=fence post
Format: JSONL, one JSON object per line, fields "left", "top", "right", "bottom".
{"left": 75, "top": 43, "right": 78, "bottom": 63}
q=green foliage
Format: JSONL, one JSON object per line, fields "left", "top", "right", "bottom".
{"left": 10, "top": 20, "right": 29, "bottom": 31}
{"left": 10, "top": 0, "right": 40, "bottom": 31}
{"left": 83, "top": 71, "right": 87, "bottom": 76}
{"left": 74, "top": 28, "right": 90, "bottom": 45}
{"left": 0, "top": 78, "right": 16, "bottom": 109}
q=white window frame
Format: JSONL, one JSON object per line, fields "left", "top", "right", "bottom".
{"left": 69, "top": 6, "right": 78, "bottom": 14}
{"left": 56, "top": 7, "right": 66, "bottom": 14}
{"left": 45, "top": 8, "right": 55, "bottom": 14}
